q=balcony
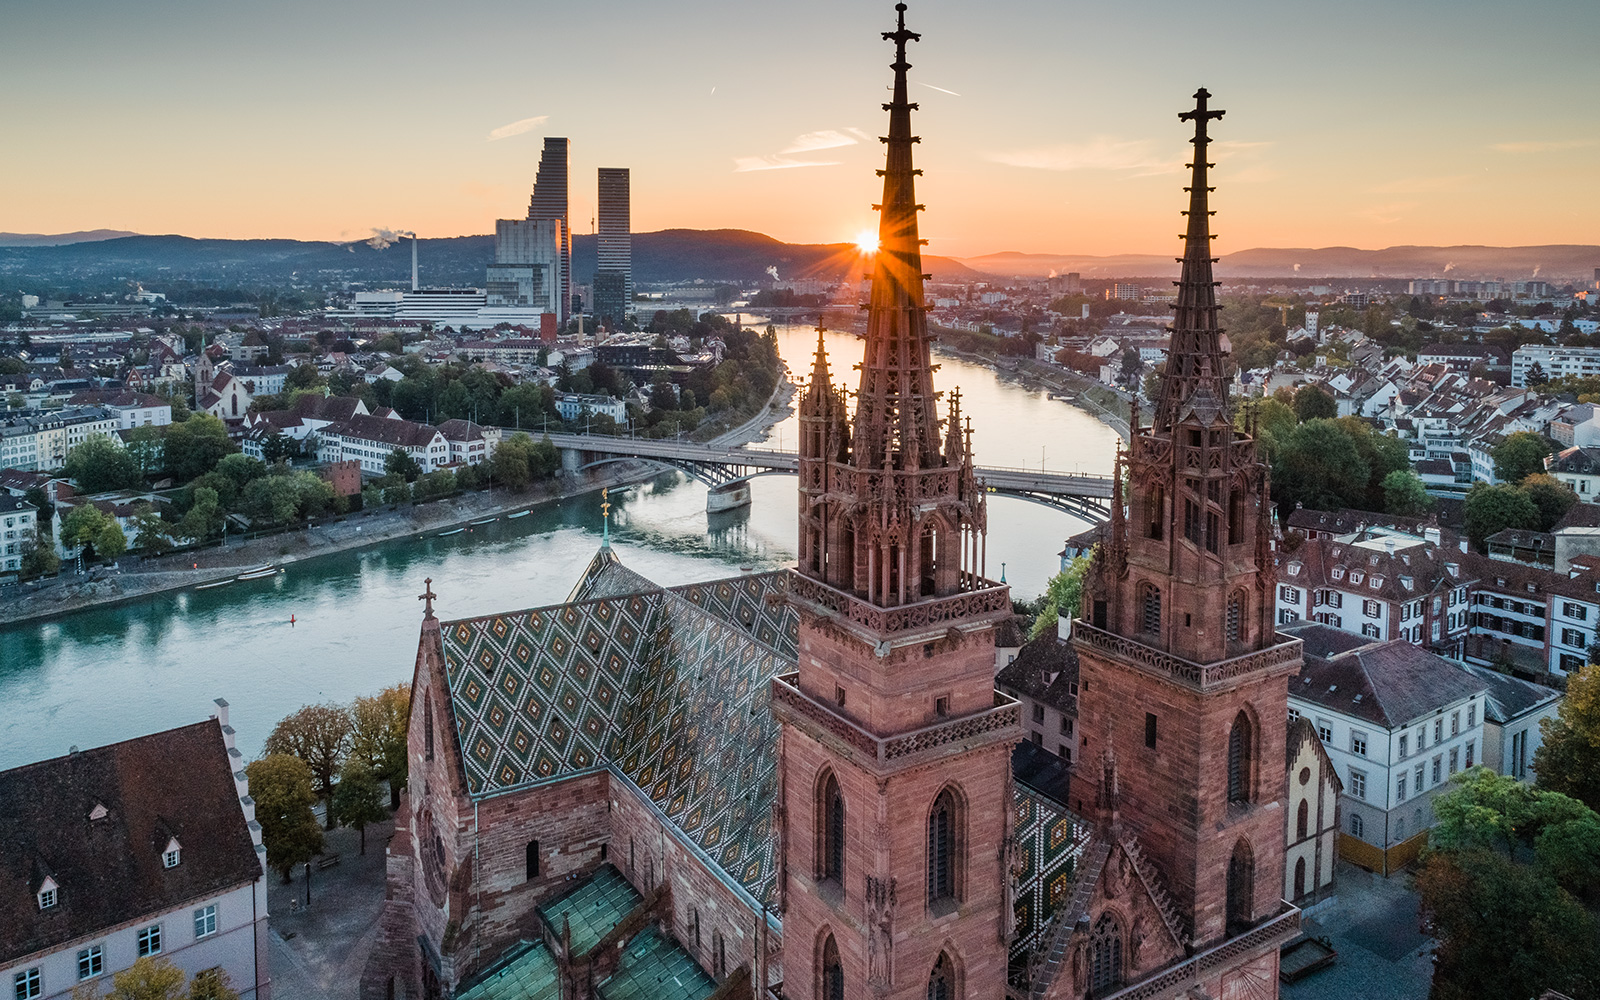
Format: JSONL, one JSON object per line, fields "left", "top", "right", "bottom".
{"left": 770, "top": 672, "right": 1021, "bottom": 771}
{"left": 1071, "top": 620, "right": 1303, "bottom": 692}
{"left": 1100, "top": 905, "right": 1301, "bottom": 1000}
{"left": 784, "top": 571, "right": 1013, "bottom": 643}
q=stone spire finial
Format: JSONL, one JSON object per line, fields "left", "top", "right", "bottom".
{"left": 419, "top": 578, "right": 436, "bottom": 620}
{"left": 600, "top": 487, "right": 611, "bottom": 547}
{"left": 1152, "top": 87, "right": 1230, "bottom": 436}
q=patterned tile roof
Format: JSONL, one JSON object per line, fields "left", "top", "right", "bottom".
{"left": 1009, "top": 785, "right": 1091, "bottom": 965}
{"left": 597, "top": 926, "right": 717, "bottom": 1000}
{"left": 444, "top": 548, "right": 1092, "bottom": 956}
{"left": 441, "top": 550, "right": 795, "bottom": 905}
{"left": 455, "top": 940, "right": 559, "bottom": 1000}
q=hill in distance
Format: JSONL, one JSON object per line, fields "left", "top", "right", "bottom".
{"left": 963, "top": 245, "right": 1600, "bottom": 283}
{"left": 2, "top": 228, "right": 1594, "bottom": 286}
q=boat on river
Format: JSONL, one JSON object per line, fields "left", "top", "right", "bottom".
{"left": 236, "top": 566, "right": 281, "bottom": 581}
{"left": 471, "top": 517, "right": 497, "bottom": 525}
{"left": 507, "top": 510, "right": 531, "bottom": 519}
{"left": 194, "top": 579, "right": 234, "bottom": 591}
{"left": 439, "top": 527, "right": 466, "bottom": 537}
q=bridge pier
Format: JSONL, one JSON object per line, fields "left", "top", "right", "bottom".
{"left": 706, "top": 480, "right": 752, "bottom": 514}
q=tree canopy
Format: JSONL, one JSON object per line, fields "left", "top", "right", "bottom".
{"left": 1463, "top": 482, "right": 1541, "bottom": 551}
{"left": 62, "top": 436, "right": 141, "bottom": 494}
{"left": 263, "top": 703, "right": 353, "bottom": 829}
{"left": 1492, "top": 431, "right": 1552, "bottom": 485}
{"left": 1535, "top": 663, "right": 1600, "bottom": 813}
{"left": 244, "top": 754, "right": 323, "bottom": 882}
{"left": 1030, "top": 551, "right": 1094, "bottom": 639}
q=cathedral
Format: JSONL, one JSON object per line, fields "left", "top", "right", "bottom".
{"left": 364, "top": 6, "right": 1304, "bottom": 998}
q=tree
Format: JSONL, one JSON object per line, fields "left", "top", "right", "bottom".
{"left": 491, "top": 434, "right": 534, "bottom": 489}
{"left": 19, "top": 528, "right": 59, "bottom": 579}
{"left": 1526, "top": 361, "right": 1549, "bottom": 386}
{"left": 62, "top": 436, "right": 141, "bottom": 494}
{"left": 214, "top": 453, "right": 267, "bottom": 491}
{"left": 130, "top": 504, "right": 175, "bottom": 556}
{"left": 1535, "top": 664, "right": 1600, "bottom": 813}
{"left": 1291, "top": 384, "right": 1337, "bottom": 421}
{"left": 245, "top": 754, "right": 324, "bottom": 882}
{"left": 351, "top": 684, "right": 411, "bottom": 808}
{"left": 332, "top": 758, "right": 386, "bottom": 854}
{"left": 22, "top": 484, "right": 53, "bottom": 527}
{"left": 1269, "top": 419, "right": 1369, "bottom": 515}
{"left": 385, "top": 448, "right": 422, "bottom": 483}
{"left": 1463, "top": 482, "right": 1541, "bottom": 551}
{"left": 1493, "top": 431, "right": 1552, "bottom": 484}
{"left": 241, "top": 475, "right": 300, "bottom": 526}
{"left": 107, "top": 956, "right": 187, "bottom": 1000}
{"left": 1416, "top": 848, "right": 1600, "bottom": 1000}
{"left": 164, "top": 414, "right": 234, "bottom": 482}
{"left": 263, "top": 703, "right": 353, "bottom": 829}
{"left": 1520, "top": 473, "right": 1577, "bottom": 532}
{"left": 1381, "top": 469, "right": 1433, "bottom": 517}
{"left": 60, "top": 504, "right": 114, "bottom": 558}
{"left": 123, "top": 424, "right": 166, "bottom": 476}
{"left": 177, "top": 486, "right": 224, "bottom": 543}
{"left": 1030, "top": 551, "right": 1094, "bottom": 639}
{"left": 186, "top": 968, "right": 241, "bottom": 1000}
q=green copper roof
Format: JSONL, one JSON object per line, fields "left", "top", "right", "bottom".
{"left": 455, "top": 940, "right": 559, "bottom": 1000}
{"left": 597, "top": 926, "right": 717, "bottom": 1000}
{"left": 536, "top": 865, "right": 641, "bottom": 958}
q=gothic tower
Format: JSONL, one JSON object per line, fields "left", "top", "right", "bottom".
{"left": 776, "top": 6, "right": 1021, "bottom": 999}
{"left": 1074, "top": 89, "right": 1302, "bottom": 950}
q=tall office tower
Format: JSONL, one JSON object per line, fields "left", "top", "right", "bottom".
{"left": 596, "top": 167, "right": 632, "bottom": 329}
{"left": 528, "top": 137, "right": 571, "bottom": 325}
{"left": 486, "top": 219, "right": 561, "bottom": 312}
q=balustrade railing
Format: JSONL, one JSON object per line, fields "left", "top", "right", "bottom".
{"left": 770, "top": 673, "right": 1020, "bottom": 767}
{"left": 1071, "top": 621, "right": 1302, "bottom": 691}
{"left": 785, "top": 573, "right": 1012, "bottom": 637}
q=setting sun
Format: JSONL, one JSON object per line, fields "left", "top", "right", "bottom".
{"left": 854, "top": 229, "right": 879, "bottom": 254}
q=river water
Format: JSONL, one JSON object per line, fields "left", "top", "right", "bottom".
{"left": 0, "top": 326, "right": 1120, "bottom": 768}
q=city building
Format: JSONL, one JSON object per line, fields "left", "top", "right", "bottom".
{"left": 0, "top": 407, "right": 120, "bottom": 472}
{"left": 1284, "top": 623, "right": 1488, "bottom": 875}
{"left": 1284, "top": 716, "right": 1341, "bottom": 904}
{"left": 435, "top": 419, "right": 501, "bottom": 466}
{"left": 0, "top": 704, "right": 270, "bottom": 1000}
{"left": 995, "top": 631, "right": 1080, "bottom": 762}
{"left": 315, "top": 415, "right": 449, "bottom": 476}
{"left": 528, "top": 137, "right": 572, "bottom": 325}
{"left": 554, "top": 392, "right": 627, "bottom": 424}
{"left": 486, "top": 218, "right": 561, "bottom": 319}
{"left": 1456, "top": 662, "right": 1563, "bottom": 782}
{"left": 65, "top": 391, "right": 172, "bottom": 429}
{"left": 0, "top": 494, "right": 39, "bottom": 575}
{"left": 595, "top": 167, "right": 632, "bottom": 329}
{"left": 1512, "top": 344, "right": 1600, "bottom": 387}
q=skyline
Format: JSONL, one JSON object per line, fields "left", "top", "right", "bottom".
{"left": 3, "top": 0, "right": 1596, "bottom": 257}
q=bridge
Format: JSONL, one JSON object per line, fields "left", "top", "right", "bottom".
{"left": 540, "top": 432, "right": 1114, "bottom": 521}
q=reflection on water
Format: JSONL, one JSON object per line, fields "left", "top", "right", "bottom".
{"left": 0, "top": 325, "right": 1120, "bottom": 768}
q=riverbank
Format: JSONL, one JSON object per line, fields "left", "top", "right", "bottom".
{"left": 930, "top": 344, "right": 1133, "bottom": 439}
{"left": 0, "top": 461, "right": 661, "bottom": 628}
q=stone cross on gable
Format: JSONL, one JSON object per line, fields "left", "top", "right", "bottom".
{"left": 419, "top": 577, "right": 437, "bottom": 620}
{"left": 1178, "top": 87, "right": 1225, "bottom": 141}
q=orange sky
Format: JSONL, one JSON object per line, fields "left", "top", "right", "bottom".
{"left": 3, "top": 0, "right": 1596, "bottom": 258}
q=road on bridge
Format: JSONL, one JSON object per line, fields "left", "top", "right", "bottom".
{"left": 537, "top": 432, "right": 1114, "bottom": 516}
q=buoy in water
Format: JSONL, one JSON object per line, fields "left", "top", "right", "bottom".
{"left": 290, "top": 615, "right": 296, "bottom": 626}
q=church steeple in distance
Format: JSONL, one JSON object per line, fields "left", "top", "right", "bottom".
{"left": 1152, "top": 88, "right": 1230, "bottom": 436}
{"left": 794, "top": 2, "right": 987, "bottom": 609}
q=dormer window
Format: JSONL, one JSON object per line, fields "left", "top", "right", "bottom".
{"left": 38, "top": 878, "right": 57, "bottom": 910}
{"left": 88, "top": 803, "right": 107, "bottom": 822}
{"left": 1351, "top": 571, "right": 1364, "bottom": 585}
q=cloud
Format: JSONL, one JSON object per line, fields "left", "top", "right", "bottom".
{"left": 987, "top": 136, "right": 1180, "bottom": 175}
{"left": 782, "top": 130, "right": 859, "bottom": 153}
{"left": 486, "top": 115, "right": 549, "bottom": 141}
{"left": 733, "top": 155, "right": 841, "bottom": 173}
{"left": 1491, "top": 139, "right": 1597, "bottom": 153}
{"left": 1360, "top": 201, "right": 1416, "bottom": 226}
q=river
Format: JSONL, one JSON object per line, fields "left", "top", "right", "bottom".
{"left": 0, "top": 325, "right": 1120, "bottom": 768}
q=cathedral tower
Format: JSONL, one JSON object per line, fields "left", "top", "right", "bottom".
{"left": 776, "top": 6, "right": 1021, "bottom": 998}
{"left": 1074, "top": 89, "right": 1302, "bottom": 950}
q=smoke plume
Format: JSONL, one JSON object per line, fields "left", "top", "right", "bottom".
{"left": 367, "top": 228, "right": 405, "bottom": 250}
{"left": 766, "top": 266, "right": 780, "bottom": 281}
{"left": 1443, "top": 261, "right": 1457, "bottom": 273}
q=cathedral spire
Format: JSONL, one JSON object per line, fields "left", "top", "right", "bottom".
{"left": 853, "top": 2, "right": 940, "bottom": 471}
{"left": 1152, "top": 87, "right": 1229, "bottom": 436}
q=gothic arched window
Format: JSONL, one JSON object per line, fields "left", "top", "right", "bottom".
{"left": 1140, "top": 584, "right": 1161, "bottom": 635}
{"left": 818, "top": 771, "right": 845, "bottom": 886}
{"left": 1296, "top": 798, "right": 1309, "bottom": 840}
{"left": 1089, "top": 914, "right": 1122, "bottom": 994}
{"left": 1227, "top": 838, "right": 1255, "bottom": 934}
{"left": 1226, "top": 590, "right": 1245, "bottom": 644}
{"left": 1227, "top": 711, "right": 1254, "bottom": 805}
{"left": 820, "top": 933, "right": 843, "bottom": 1000}
{"left": 1147, "top": 485, "right": 1165, "bottom": 540}
{"left": 525, "top": 840, "right": 539, "bottom": 880}
{"left": 927, "top": 788, "right": 962, "bottom": 905}
{"left": 1294, "top": 856, "right": 1307, "bottom": 899}
{"left": 926, "top": 951, "right": 955, "bottom": 1000}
